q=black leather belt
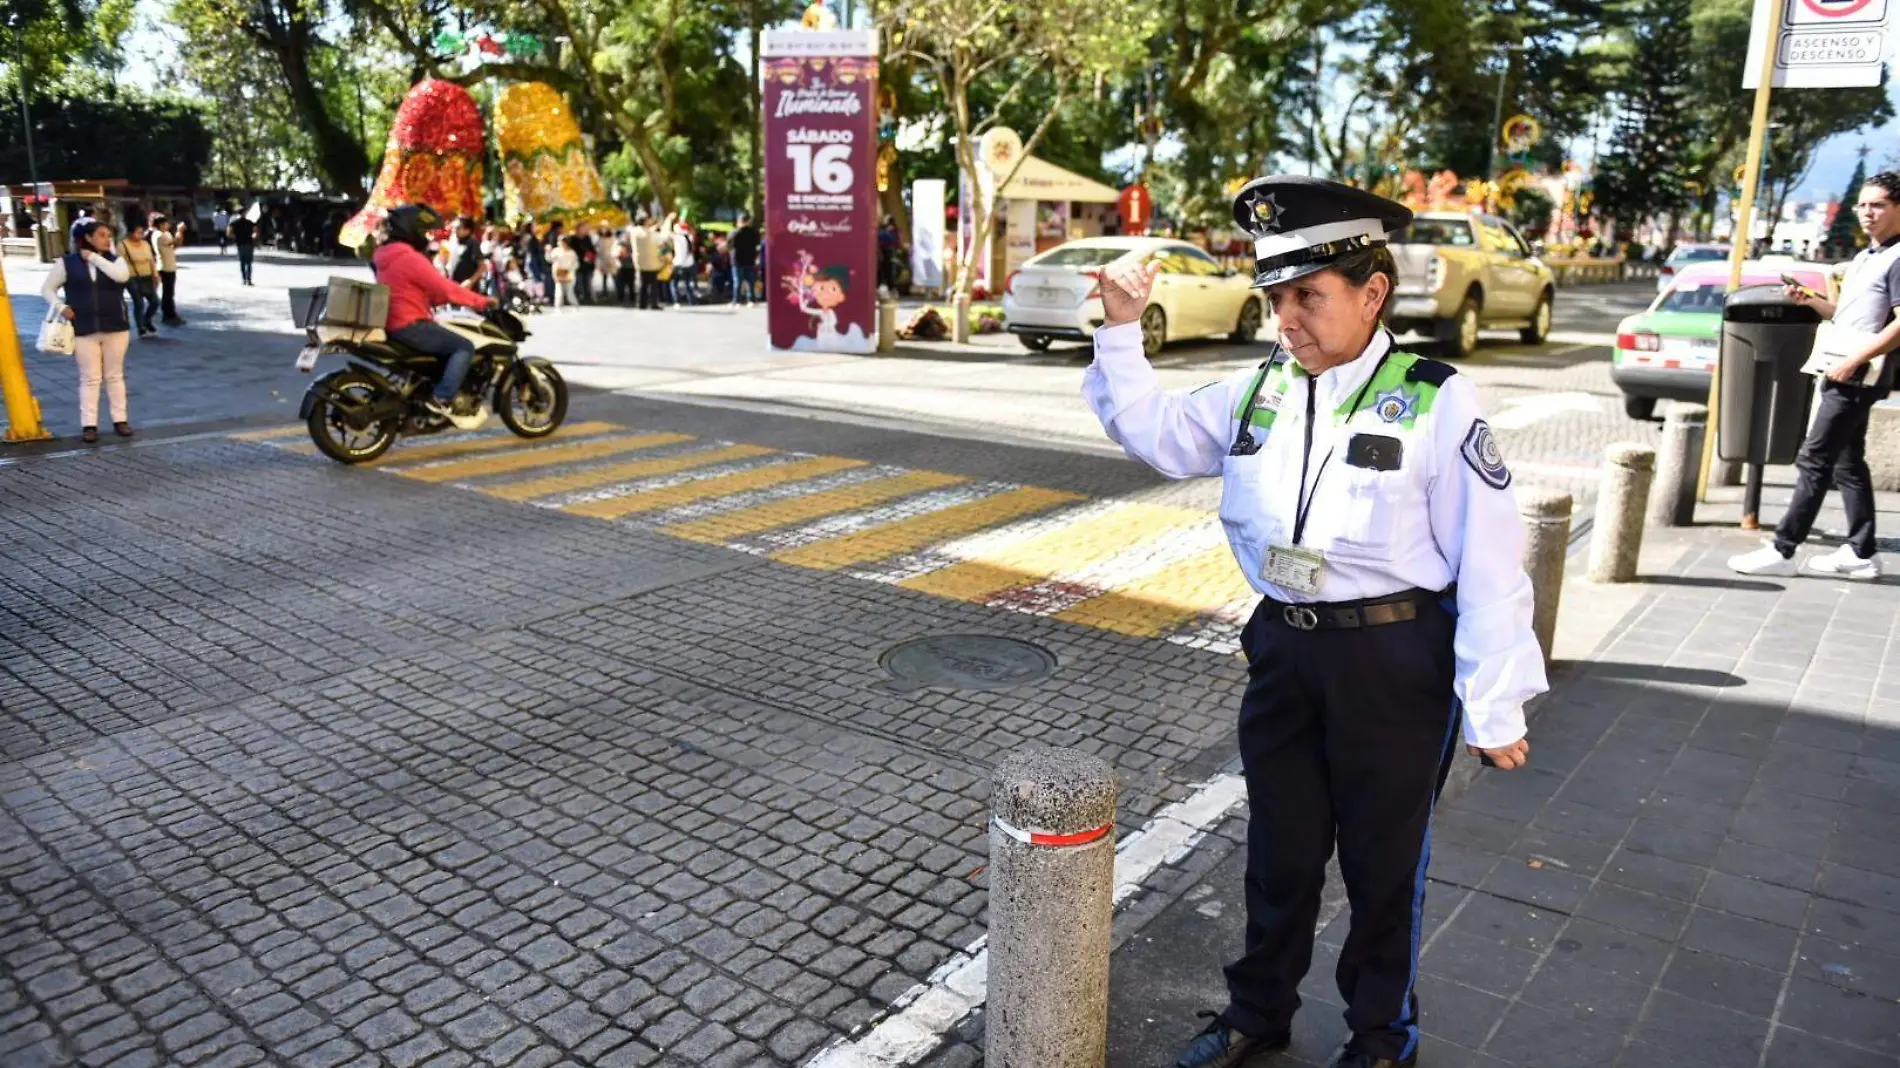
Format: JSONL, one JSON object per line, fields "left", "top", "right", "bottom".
{"left": 1267, "top": 588, "right": 1443, "bottom": 632}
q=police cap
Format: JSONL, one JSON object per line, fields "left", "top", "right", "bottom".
{"left": 1231, "top": 176, "right": 1413, "bottom": 289}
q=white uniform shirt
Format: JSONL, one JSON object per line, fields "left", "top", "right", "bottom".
{"left": 1083, "top": 321, "right": 1547, "bottom": 748}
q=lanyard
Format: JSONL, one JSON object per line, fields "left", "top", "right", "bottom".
{"left": 1292, "top": 350, "right": 1389, "bottom": 545}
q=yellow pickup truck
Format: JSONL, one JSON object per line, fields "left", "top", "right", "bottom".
{"left": 1384, "top": 212, "right": 1557, "bottom": 358}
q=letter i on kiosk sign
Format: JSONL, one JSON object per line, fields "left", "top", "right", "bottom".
{"left": 1119, "top": 184, "right": 1153, "bottom": 236}
{"left": 761, "top": 27, "right": 880, "bottom": 353}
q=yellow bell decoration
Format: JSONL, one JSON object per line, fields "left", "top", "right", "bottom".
{"left": 495, "top": 82, "right": 627, "bottom": 229}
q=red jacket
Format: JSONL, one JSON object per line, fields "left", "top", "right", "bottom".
{"left": 374, "top": 240, "right": 490, "bottom": 332}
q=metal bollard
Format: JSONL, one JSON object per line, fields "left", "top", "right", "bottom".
{"left": 878, "top": 295, "right": 898, "bottom": 353}
{"left": 1517, "top": 488, "right": 1573, "bottom": 664}
{"left": 987, "top": 747, "right": 1118, "bottom": 1068}
{"left": 1646, "top": 403, "right": 1706, "bottom": 528}
{"left": 1587, "top": 443, "right": 1656, "bottom": 583}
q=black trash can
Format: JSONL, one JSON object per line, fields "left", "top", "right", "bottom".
{"left": 1716, "top": 285, "right": 1823, "bottom": 466}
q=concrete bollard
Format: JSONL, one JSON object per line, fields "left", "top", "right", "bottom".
{"left": 1647, "top": 403, "right": 1706, "bottom": 528}
{"left": 877, "top": 295, "right": 898, "bottom": 353}
{"left": 987, "top": 747, "right": 1118, "bottom": 1068}
{"left": 1517, "top": 488, "right": 1573, "bottom": 664}
{"left": 1588, "top": 443, "right": 1656, "bottom": 583}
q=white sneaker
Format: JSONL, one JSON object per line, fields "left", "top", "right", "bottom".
{"left": 1728, "top": 543, "right": 1797, "bottom": 576}
{"left": 1804, "top": 544, "right": 1882, "bottom": 580}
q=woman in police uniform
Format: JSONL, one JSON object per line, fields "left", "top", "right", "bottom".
{"left": 1083, "top": 177, "right": 1546, "bottom": 1068}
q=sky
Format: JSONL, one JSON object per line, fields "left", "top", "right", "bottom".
{"left": 119, "top": 1, "right": 1895, "bottom": 203}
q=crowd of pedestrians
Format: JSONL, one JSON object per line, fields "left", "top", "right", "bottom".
{"left": 431, "top": 212, "right": 765, "bottom": 313}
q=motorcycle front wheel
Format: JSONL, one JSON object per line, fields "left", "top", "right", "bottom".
{"left": 497, "top": 359, "right": 568, "bottom": 439}
{"left": 306, "top": 371, "right": 400, "bottom": 464}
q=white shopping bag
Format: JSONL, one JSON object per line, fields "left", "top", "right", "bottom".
{"left": 35, "top": 307, "right": 75, "bottom": 356}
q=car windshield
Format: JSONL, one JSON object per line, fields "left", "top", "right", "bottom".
{"left": 1395, "top": 219, "right": 1475, "bottom": 247}
{"left": 1667, "top": 247, "right": 1728, "bottom": 265}
{"left": 1030, "top": 246, "right": 1131, "bottom": 269}
{"left": 1657, "top": 278, "right": 1798, "bottom": 313}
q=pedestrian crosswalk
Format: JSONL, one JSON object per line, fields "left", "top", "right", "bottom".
{"left": 236, "top": 421, "right": 1258, "bottom": 650}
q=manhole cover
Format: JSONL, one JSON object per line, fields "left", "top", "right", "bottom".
{"left": 878, "top": 634, "right": 1057, "bottom": 692}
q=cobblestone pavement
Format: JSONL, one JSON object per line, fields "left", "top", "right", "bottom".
{"left": 2, "top": 391, "right": 1250, "bottom": 1067}
{"left": 1085, "top": 481, "right": 1900, "bottom": 1068}
{"left": 2, "top": 268, "right": 1670, "bottom": 1067}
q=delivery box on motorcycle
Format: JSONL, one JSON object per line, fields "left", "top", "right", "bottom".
{"left": 290, "top": 277, "right": 390, "bottom": 344}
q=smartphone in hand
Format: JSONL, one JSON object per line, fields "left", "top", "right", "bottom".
{"left": 1782, "top": 274, "right": 1818, "bottom": 300}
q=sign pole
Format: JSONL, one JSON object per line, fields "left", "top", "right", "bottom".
{"left": 1696, "top": 0, "right": 1784, "bottom": 503}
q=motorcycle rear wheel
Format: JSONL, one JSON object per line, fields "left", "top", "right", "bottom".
{"left": 497, "top": 359, "right": 568, "bottom": 439}
{"left": 307, "top": 371, "right": 399, "bottom": 464}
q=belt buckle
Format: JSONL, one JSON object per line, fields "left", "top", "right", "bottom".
{"left": 1282, "top": 605, "right": 1320, "bottom": 631}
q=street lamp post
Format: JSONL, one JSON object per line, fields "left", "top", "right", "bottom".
{"left": 1485, "top": 43, "right": 1525, "bottom": 206}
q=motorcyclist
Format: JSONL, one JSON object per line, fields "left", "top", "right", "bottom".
{"left": 374, "top": 204, "right": 493, "bottom": 417}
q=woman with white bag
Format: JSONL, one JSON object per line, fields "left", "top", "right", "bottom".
{"left": 42, "top": 218, "right": 133, "bottom": 443}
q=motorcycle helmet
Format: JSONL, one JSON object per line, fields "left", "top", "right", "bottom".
{"left": 385, "top": 203, "right": 444, "bottom": 251}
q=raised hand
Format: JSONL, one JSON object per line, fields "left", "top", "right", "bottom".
{"left": 1099, "top": 250, "right": 1162, "bottom": 328}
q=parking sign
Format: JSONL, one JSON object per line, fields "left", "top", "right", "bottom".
{"left": 1745, "top": 0, "right": 1892, "bottom": 87}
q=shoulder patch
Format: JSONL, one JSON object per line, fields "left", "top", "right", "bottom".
{"left": 1406, "top": 357, "right": 1457, "bottom": 387}
{"left": 1461, "top": 419, "right": 1511, "bottom": 489}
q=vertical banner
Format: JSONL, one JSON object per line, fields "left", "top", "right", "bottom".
{"left": 910, "top": 178, "right": 945, "bottom": 291}
{"left": 762, "top": 29, "right": 880, "bottom": 353}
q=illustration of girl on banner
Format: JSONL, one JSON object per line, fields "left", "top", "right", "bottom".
{"left": 783, "top": 252, "right": 864, "bottom": 347}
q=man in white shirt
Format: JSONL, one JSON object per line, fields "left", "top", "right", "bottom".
{"left": 1731, "top": 171, "right": 1900, "bottom": 580}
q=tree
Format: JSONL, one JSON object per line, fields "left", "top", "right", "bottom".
{"left": 0, "top": 88, "right": 211, "bottom": 184}
{"left": 1678, "top": 0, "right": 1891, "bottom": 243}
{"left": 1757, "top": 91, "right": 1892, "bottom": 248}
{"left": 884, "top": 0, "right": 1157, "bottom": 338}
{"left": 1823, "top": 154, "right": 1867, "bottom": 256}
{"left": 169, "top": 0, "right": 372, "bottom": 194}
{"left": 355, "top": 0, "right": 791, "bottom": 217}
{"left": 1591, "top": 0, "right": 1697, "bottom": 234}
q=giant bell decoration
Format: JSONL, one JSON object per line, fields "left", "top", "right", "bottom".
{"left": 495, "top": 82, "right": 625, "bottom": 229}
{"left": 341, "top": 79, "right": 487, "bottom": 249}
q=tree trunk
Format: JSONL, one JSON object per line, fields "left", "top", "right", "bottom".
{"left": 267, "top": 23, "right": 369, "bottom": 196}
{"left": 748, "top": 0, "right": 762, "bottom": 215}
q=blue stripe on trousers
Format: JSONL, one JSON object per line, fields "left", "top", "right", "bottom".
{"left": 1395, "top": 696, "right": 1463, "bottom": 1061}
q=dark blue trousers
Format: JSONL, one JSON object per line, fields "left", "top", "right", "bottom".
{"left": 1222, "top": 594, "right": 1461, "bottom": 1062}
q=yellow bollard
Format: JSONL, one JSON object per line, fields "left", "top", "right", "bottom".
{"left": 0, "top": 263, "right": 53, "bottom": 442}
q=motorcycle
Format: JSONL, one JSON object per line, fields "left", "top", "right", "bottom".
{"left": 294, "top": 303, "right": 567, "bottom": 465}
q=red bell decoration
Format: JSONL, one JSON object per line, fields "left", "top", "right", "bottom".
{"left": 341, "top": 79, "right": 486, "bottom": 248}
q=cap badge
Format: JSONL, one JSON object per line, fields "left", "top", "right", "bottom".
{"left": 1241, "top": 190, "right": 1283, "bottom": 235}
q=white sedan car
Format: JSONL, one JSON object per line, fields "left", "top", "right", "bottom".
{"left": 1001, "top": 237, "right": 1266, "bottom": 356}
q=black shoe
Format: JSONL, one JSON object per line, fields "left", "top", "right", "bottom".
{"left": 1328, "top": 1050, "right": 1416, "bottom": 1068}
{"left": 113, "top": 422, "right": 133, "bottom": 438}
{"left": 81, "top": 426, "right": 98, "bottom": 443}
{"left": 1174, "top": 1012, "right": 1289, "bottom": 1068}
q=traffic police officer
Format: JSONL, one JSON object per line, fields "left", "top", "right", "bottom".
{"left": 1082, "top": 177, "right": 1547, "bottom": 1068}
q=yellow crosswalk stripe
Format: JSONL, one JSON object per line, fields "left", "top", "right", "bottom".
{"left": 400, "top": 431, "right": 694, "bottom": 483}
{"left": 381, "top": 421, "right": 625, "bottom": 467}
{"left": 538, "top": 453, "right": 862, "bottom": 512}
{"left": 896, "top": 502, "right": 1201, "bottom": 602}
{"left": 664, "top": 470, "right": 967, "bottom": 544}
{"left": 519, "top": 443, "right": 777, "bottom": 512}
{"left": 1052, "top": 545, "right": 1252, "bottom": 638}
{"left": 231, "top": 425, "right": 308, "bottom": 442}
{"left": 774, "top": 486, "right": 1083, "bottom": 571}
